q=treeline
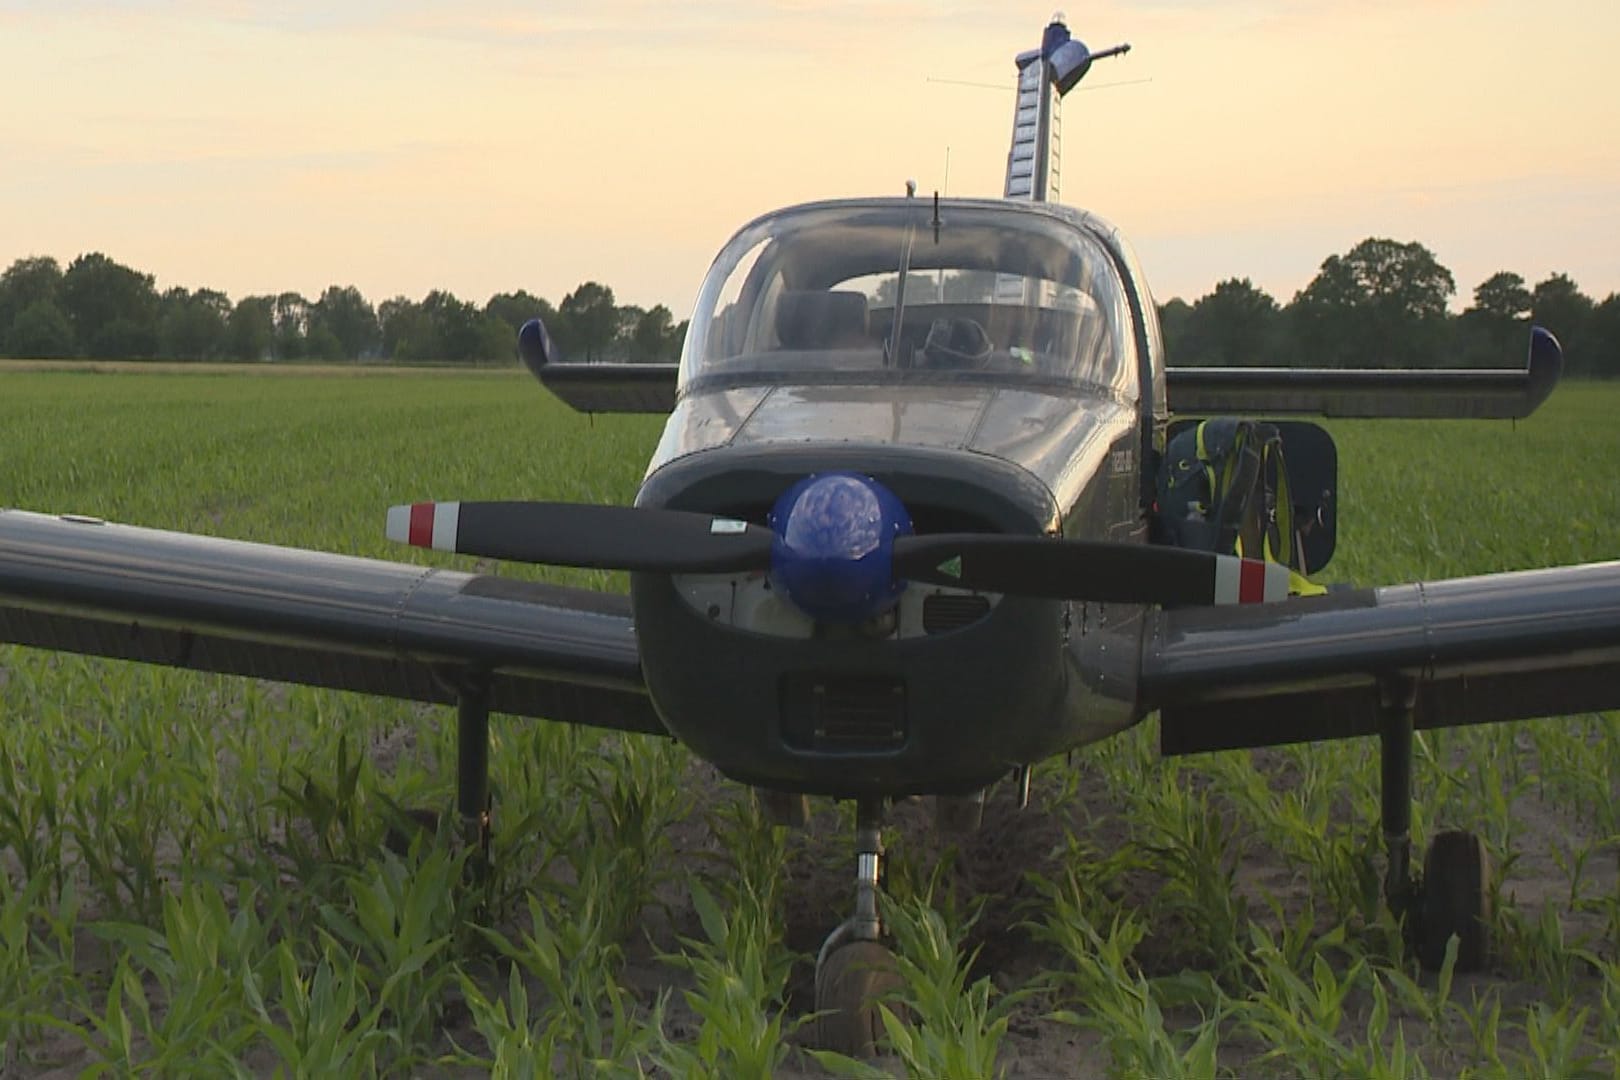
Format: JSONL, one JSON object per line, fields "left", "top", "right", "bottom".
{"left": 1159, "top": 238, "right": 1620, "bottom": 377}
{"left": 0, "top": 254, "right": 686, "bottom": 365}
{"left": 5, "top": 238, "right": 1617, "bottom": 374}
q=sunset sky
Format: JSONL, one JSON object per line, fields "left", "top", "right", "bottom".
{"left": 2, "top": 1, "right": 1616, "bottom": 314}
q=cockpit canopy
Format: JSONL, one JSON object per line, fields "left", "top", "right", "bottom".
{"left": 680, "top": 198, "right": 1136, "bottom": 398}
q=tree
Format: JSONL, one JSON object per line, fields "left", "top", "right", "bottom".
{"left": 305, "top": 325, "right": 346, "bottom": 361}
{"left": 1157, "top": 298, "right": 1192, "bottom": 362}
{"left": 1471, "top": 271, "right": 1532, "bottom": 322}
{"left": 485, "top": 291, "right": 556, "bottom": 338}
{"left": 1179, "top": 278, "right": 1281, "bottom": 367}
{"left": 7, "top": 300, "right": 75, "bottom": 358}
{"left": 1531, "top": 273, "right": 1596, "bottom": 375}
{"left": 609, "top": 303, "right": 645, "bottom": 360}
{"left": 1456, "top": 271, "right": 1531, "bottom": 367}
{"left": 272, "top": 292, "right": 309, "bottom": 360}
{"left": 557, "top": 281, "right": 618, "bottom": 361}
{"left": 475, "top": 313, "right": 515, "bottom": 364}
{"left": 1588, "top": 293, "right": 1620, "bottom": 379}
{"left": 0, "top": 256, "right": 66, "bottom": 355}
{"left": 379, "top": 296, "right": 428, "bottom": 361}
{"left": 420, "top": 290, "right": 484, "bottom": 362}
{"left": 631, "top": 304, "right": 676, "bottom": 362}
{"left": 310, "top": 285, "right": 378, "bottom": 360}
{"left": 228, "top": 296, "right": 275, "bottom": 361}
{"left": 1290, "top": 238, "right": 1454, "bottom": 368}
{"left": 59, "top": 253, "right": 159, "bottom": 359}
{"left": 159, "top": 286, "right": 230, "bottom": 360}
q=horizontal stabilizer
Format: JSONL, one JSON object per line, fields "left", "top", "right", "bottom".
{"left": 538, "top": 362, "right": 678, "bottom": 414}
{"left": 1165, "top": 326, "right": 1561, "bottom": 419}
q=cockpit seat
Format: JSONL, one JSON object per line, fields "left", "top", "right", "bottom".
{"left": 776, "top": 290, "right": 870, "bottom": 350}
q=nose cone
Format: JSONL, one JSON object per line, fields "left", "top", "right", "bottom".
{"left": 768, "top": 473, "right": 913, "bottom": 623}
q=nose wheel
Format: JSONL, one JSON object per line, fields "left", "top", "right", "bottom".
{"left": 816, "top": 939, "right": 902, "bottom": 1056}
{"left": 814, "top": 797, "right": 903, "bottom": 1056}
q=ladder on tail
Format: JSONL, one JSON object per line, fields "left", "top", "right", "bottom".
{"left": 1002, "top": 15, "right": 1130, "bottom": 204}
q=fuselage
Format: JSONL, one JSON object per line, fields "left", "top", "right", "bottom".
{"left": 628, "top": 197, "right": 1169, "bottom": 797}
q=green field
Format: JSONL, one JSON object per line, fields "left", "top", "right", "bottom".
{"left": 1, "top": 370, "right": 1617, "bottom": 1077}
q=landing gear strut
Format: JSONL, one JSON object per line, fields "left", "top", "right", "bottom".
{"left": 390, "top": 674, "right": 494, "bottom": 861}
{"left": 1378, "top": 677, "right": 1490, "bottom": 971}
{"left": 814, "top": 796, "right": 902, "bottom": 1056}
{"left": 456, "top": 675, "right": 494, "bottom": 862}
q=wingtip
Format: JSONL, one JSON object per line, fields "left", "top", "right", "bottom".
{"left": 1524, "top": 324, "right": 1563, "bottom": 414}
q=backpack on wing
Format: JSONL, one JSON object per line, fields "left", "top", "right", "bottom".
{"left": 1155, "top": 417, "right": 1325, "bottom": 595}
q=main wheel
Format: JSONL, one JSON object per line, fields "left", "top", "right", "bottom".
{"left": 1418, "top": 829, "right": 1492, "bottom": 972}
{"left": 815, "top": 941, "right": 903, "bottom": 1057}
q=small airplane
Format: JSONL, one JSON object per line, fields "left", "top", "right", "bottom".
{"left": 2, "top": 15, "right": 1615, "bottom": 1056}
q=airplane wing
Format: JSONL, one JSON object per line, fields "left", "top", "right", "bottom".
{"left": 0, "top": 509, "right": 664, "bottom": 736}
{"left": 536, "top": 362, "right": 678, "bottom": 414}
{"left": 1164, "top": 327, "right": 1561, "bottom": 419}
{"left": 1141, "top": 559, "right": 1620, "bottom": 755}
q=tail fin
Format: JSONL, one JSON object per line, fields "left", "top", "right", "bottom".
{"left": 1003, "top": 16, "right": 1129, "bottom": 204}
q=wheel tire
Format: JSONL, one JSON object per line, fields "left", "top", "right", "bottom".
{"left": 815, "top": 941, "right": 902, "bottom": 1057}
{"left": 1419, "top": 829, "right": 1492, "bottom": 972}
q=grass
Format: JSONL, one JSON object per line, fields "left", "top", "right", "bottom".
{"left": 1, "top": 369, "right": 1617, "bottom": 1076}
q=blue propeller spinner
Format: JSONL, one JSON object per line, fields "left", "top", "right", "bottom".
{"left": 767, "top": 473, "right": 913, "bottom": 623}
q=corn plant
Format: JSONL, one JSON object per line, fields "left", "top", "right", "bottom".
{"left": 473, "top": 888, "right": 654, "bottom": 1074}
{"left": 1513, "top": 1002, "right": 1602, "bottom": 1080}
{"left": 78, "top": 882, "right": 266, "bottom": 1071}
{"left": 244, "top": 938, "right": 396, "bottom": 1077}
{"left": 822, "top": 894, "right": 1025, "bottom": 1079}
{"left": 1125, "top": 764, "right": 1252, "bottom": 980}
{"left": 1031, "top": 869, "right": 1224, "bottom": 1079}
{"left": 651, "top": 880, "right": 797, "bottom": 1079}
{"left": 314, "top": 845, "right": 469, "bottom": 1062}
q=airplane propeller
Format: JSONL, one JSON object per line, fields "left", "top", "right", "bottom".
{"left": 387, "top": 473, "right": 1288, "bottom": 621}
{"left": 384, "top": 500, "right": 774, "bottom": 574}
{"left": 888, "top": 533, "right": 1286, "bottom": 607}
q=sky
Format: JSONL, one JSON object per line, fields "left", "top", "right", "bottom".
{"left": 2, "top": 1, "right": 1617, "bottom": 314}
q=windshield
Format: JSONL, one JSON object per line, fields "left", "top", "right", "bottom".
{"left": 680, "top": 199, "right": 1136, "bottom": 398}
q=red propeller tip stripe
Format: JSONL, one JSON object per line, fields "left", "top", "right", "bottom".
{"left": 386, "top": 501, "right": 461, "bottom": 552}
{"left": 1214, "top": 555, "right": 1290, "bottom": 604}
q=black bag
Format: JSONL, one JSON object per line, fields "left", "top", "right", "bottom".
{"left": 1156, "top": 417, "right": 1298, "bottom": 568}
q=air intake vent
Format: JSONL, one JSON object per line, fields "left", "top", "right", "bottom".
{"left": 780, "top": 675, "right": 907, "bottom": 753}
{"left": 921, "top": 593, "right": 992, "bottom": 635}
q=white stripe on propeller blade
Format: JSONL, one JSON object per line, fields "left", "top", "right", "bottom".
{"left": 384, "top": 502, "right": 462, "bottom": 552}
{"left": 385, "top": 505, "right": 411, "bottom": 545}
{"left": 432, "top": 501, "right": 460, "bottom": 551}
